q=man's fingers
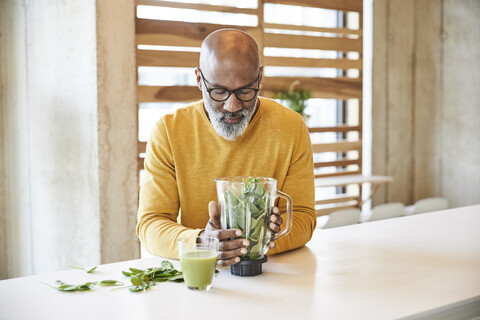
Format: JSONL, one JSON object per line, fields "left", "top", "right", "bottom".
{"left": 269, "top": 222, "right": 281, "bottom": 233}
{"left": 210, "top": 228, "right": 243, "bottom": 241}
{"left": 269, "top": 207, "right": 283, "bottom": 233}
{"left": 216, "top": 238, "right": 250, "bottom": 267}
{"left": 218, "top": 247, "right": 247, "bottom": 261}
{"left": 270, "top": 214, "right": 283, "bottom": 225}
{"left": 219, "top": 238, "right": 249, "bottom": 251}
{"left": 217, "top": 256, "right": 242, "bottom": 267}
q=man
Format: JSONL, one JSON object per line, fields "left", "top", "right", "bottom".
{"left": 137, "top": 29, "right": 316, "bottom": 267}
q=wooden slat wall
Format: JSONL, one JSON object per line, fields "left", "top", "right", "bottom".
{"left": 137, "top": 77, "right": 361, "bottom": 102}
{"left": 136, "top": 19, "right": 262, "bottom": 47}
{"left": 135, "top": 0, "right": 363, "bottom": 216}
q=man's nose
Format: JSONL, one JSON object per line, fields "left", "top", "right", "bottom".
{"left": 223, "top": 94, "right": 243, "bottom": 113}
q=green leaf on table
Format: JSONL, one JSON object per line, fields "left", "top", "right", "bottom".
{"left": 40, "top": 280, "right": 96, "bottom": 292}
{"left": 121, "top": 263, "right": 184, "bottom": 292}
{"left": 86, "top": 266, "right": 97, "bottom": 273}
{"left": 167, "top": 274, "right": 184, "bottom": 282}
{"left": 129, "top": 286, "right": 144, "bottom": 292}
{"left": 98, "top": 280, "right": 124, "bottom": 286}
{"left": 70, "top": 265, "right": 97, "bottom": 273}
{"left": 128, "top": 268, "right": 144, "bottom": 274}
{"left": 160, "top": 260, "right": 174, "bottom": 271}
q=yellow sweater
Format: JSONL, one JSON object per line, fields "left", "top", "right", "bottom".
{"left": 137, "top": 97, "right": 316, "bottom": 259}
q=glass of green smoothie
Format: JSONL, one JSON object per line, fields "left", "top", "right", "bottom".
{"left": 178, "top": 237, "right": 219, "bottom": 291}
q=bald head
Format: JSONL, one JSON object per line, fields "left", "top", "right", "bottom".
{"left": 199, "top": 29, "right": 260, "bottom": 83}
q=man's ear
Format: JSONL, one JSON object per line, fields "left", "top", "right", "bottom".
{"left": 195, "top": 68, "right": 202, "bottom": 91}
{"left": 258, "top": 65, "right": 264, "bottom": 88}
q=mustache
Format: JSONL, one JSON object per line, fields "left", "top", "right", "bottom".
{"left": 222, "top": 110, "right": 246, "bottom": 119}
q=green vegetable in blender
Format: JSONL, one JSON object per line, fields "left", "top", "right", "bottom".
{"left": 224, "top": 177, "right": 271, "bottom": 260}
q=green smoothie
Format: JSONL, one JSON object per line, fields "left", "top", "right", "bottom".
{"left": 180, "top": 250, "right": 217, "bottom": 290}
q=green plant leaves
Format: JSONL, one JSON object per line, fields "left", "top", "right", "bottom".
{"left": 275, "top": 80, "right": 311, "bottom": 114}
{"left": 122, "top": 263, "right": 184, "bottom": 292}
{"left": 42, "top": 261, "right": 185, "bottom": 293}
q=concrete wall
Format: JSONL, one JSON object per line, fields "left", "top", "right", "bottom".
{"left": 96, "top": 0, "right": 139, "bottom": 265}
{"left": 372, "top": 0, "right": 480, "bottom": 208}
{"left": 0, "top": 0, "right": 139, "bottom": 279}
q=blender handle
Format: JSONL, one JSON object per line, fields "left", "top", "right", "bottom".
{"left": 272, "top": 190, "right": 293, "bottom": 241}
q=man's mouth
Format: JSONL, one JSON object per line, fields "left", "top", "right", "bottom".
{"left": 222, "top": 114, "right": 244, "bottom": 124}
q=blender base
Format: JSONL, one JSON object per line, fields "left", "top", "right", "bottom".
{"left": 230, "top": 256, "right": 268, "bottom": 276}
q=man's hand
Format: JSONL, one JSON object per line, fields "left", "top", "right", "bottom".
{"left": 268, "top": 207, "right": 283, "bottom": 249}
{"left": 202, "top": 201, "right": 250, "bottom": 267}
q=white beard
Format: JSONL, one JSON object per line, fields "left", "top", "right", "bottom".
{"left": 204, "top": 101, "right": 257, "bottom": 141}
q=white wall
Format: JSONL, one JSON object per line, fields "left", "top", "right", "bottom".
{"left": 0, "top": 0, "right": 139, "bottom": 279}
{"left": 440, "top": 0, "right": 480, "bottom": 206}
{"left": 372, "top": 0, "right": 480, "bottom": 208}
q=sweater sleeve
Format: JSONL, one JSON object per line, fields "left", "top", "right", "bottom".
{"left": 136, "top": 119, "right": 203, "bottom": 259}
{"left": 267, "top": 120, "right": 317, "bottom": 255}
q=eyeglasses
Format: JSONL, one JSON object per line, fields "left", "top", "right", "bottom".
{"left": 198, "top": 68, "right": 260, "bottom": 102}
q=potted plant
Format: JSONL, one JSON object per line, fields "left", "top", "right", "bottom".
{"left": 275, "top": 80, "right": 311, "bottom": 124}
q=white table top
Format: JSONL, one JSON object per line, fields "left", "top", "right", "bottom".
{"left": 1, "top": 205, "right": 479, "bottom": 320}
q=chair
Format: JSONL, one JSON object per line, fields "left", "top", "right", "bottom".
{"left": 318, "top": 208, "right": 361, "bottom": 229}
{"left": 408, "top": 197, "right": 449, "bottom": 214}
{"left": 362, "top": 202, "right": 404, "bottom": 222}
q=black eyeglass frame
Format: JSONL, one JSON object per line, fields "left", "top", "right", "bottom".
{"left": 198, "top": 68, "right": 261, "bottom": 102}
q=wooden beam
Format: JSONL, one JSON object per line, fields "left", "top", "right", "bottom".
{"left": 261, "top": 76, "right": 362, "bottom": 100}
{"left": 309, "top": 125, "right": 361, "bottom": 133}
{"left": 264, "top": 56, "right": 362, "bottom": 69}
{"left": 137, "top": 50, "right": 362, "bottom": 69}
{"left": 264, "top": 33, "right": 362, "bottom": 52}
{"left": 264, "top": 22, "right": 361, "bottom": 36}
{"left": 138, "top": 141, "right": 147, "bottom": 170}
{"left": 136, "top": 33, "right": 201, "bottom": 47}
{"left": 315, "top": 194, "right": 359, "bottom": 205}
{"left": 264, "top": 0, "right": 363, "bottom": 13}
{"left": 137, "top": 50, "right": 199, "bottom": 67}
{"left": 137, "top": 85, "right": 202, "bottom": 103}
{"left": 138, "top": 157, "right": 145, "bottom": 171}
{"left": 136, "top": 0, "right": 258, "bottom": 15}
{"left": 314, "top": 159, "right": 360, "bottom": 168}
{"left": 138, "top": 141, "right": 147, "bottom": 154}
{"left": 312, "top": 140, "right": 361, "bottom": 153}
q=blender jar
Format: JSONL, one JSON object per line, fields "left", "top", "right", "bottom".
{"left": 215, "top": 176, "right": 292, "bottom": 276}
